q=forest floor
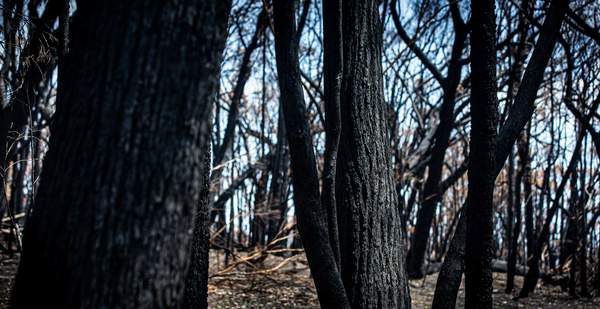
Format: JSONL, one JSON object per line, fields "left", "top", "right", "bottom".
{"left": 1, "top": 250, "right": 599, "bottom": 308}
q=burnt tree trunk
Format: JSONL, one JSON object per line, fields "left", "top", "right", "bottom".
{"left": 182, "top": 145, "right": 213, "bottom": 309}
{"left": 432, "top": 0, "right": 568, "bottom": 306}
{"left": 272, "top": 1, "right": 350, "bottom": 307}
{"left": 465, "top": 0, "right": 498, "bottom": 307}
{"left": 334, "top": 0, "right": 410, "bottom": 307}
{"left": 11, "top": 1, "right": 230, "bottom": 308}
{"left": 321, "top": 0, "right": 344, "bottom": 267}
{"left": 578, "top": 158, "right": 590, "bottom": 297}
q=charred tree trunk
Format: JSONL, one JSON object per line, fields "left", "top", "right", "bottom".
{"left": 251, "top": 169, "right": 269, "bottom": 247}
{"left": 334, "top": 0, "right": 410, "bottom": 307}
{"left": 182, "top": 145, "right": 213, "bottom": 309}
{"left": 464, "top": 0, "right": 498, "bottom": 307}
{"left": 505, "top": 152, "right": 516, "bottom": 293}
{"left": 432, "top": 209, "right": 466, "bottom": 309}
{"left": 578, "top": 164, "right": 590, "bottom": 297}
{"left": 11, "top": 1, "right": 230, "bottom": 308}
{"left": 321, "top": 0, "right": 344, "bottom": 267}
{"left": 209, "top": 11, "right": 267, "bottom": 231}
{"left": 432, "top": 0, "right": 568, "bottom": 305}
{"left": 272, "top": 1, "right": 350, "bottom": 307}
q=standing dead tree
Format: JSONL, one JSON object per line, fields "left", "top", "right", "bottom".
{"left": 10, "top": 1, "right": 230, "bottom": 307}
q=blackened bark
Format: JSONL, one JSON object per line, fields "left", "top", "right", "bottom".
{"left": 431, "top": 209, "right": 466, "bottom": 309}
{"left": 522, "top": 132, "right": 537, "bottom": 287}
{"left": 11, "top": 1, "right": 230, "bottom": 308}
{"left": 182, "top": 145, "right": 212, "bottom": 309}
{"left": 465, "top": 0, "right": 498, "bottom": 307}
{"left": 565, "top": 167, "right": 579, "bottom": 296}
{"left": 432, "top": 0, "right": 568, "bottom": 305}
{"left": 251, "top": 169, "right": 269, "bottom": 247}
{"left": 321, "top": 0, "right": 344, "bottom": 267}
{"left": 272, "top": 1, "right": 350, "bottom": 307}
{"left": 335, "top": 0, "right": 410, "bottom": 307}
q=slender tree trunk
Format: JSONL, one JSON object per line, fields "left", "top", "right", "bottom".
{"left": 507, "top": 146, "right": 525, "bottom": 294}
{"left": 209, "top": 11, "right": 267, "bottom": 229}
{"left": 505, "top": 152, "right": 515, "bottom": 293}
{"left": 432, "top": 0, "right": 568, "bottom": 305}
{"left": 465, "top": 0, "right": 499, "bottom": 307}
{"left": 432, "top": 209, "right": 466, "bottom": 309}
{"left": 522, "top": 134, "right": 537, "bottom": 280}
{"left": 321, "top": 0, "right": 344, "bottom": 267}
{"left": 11, "top": 1, "right": 230, "bottom": 308}
{"left": 390, "top": 0, "right": 467, "bottom": 278}
{"left": 272, "top": 1, "right": 349, "bottom": 307}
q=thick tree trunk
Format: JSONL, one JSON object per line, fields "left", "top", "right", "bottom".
{"left": 11, "top": 1, "right": 230, "bottom": 308}
{"left": 465, "top": 0, "right": 498, "bottom": 307}
{"left": 334, "top": 0, "right": 410, "bottom": 307}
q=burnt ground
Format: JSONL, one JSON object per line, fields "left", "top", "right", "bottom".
{"left": 1, "top": 251, "right": 599, "bottom": 308}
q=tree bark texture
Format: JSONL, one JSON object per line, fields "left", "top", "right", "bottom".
{"left": 11, "top": 1, "right": 230, "bottom": 308}
{"left": 335, "top": 0, "right": 410, "bottom": 307}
